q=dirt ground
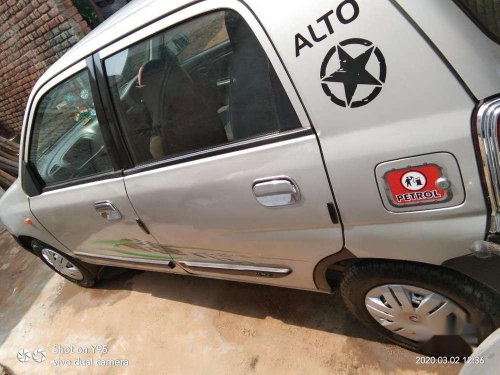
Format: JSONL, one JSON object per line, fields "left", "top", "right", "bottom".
{"left": 0, "top": 229, "right": 462, "bottom": 374}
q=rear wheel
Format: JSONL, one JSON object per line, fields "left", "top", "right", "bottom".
{"left": 340, "top": 260, "right": 500, "bottom": 356}
{"left": 31, "top": 240, "right": 100, "bottom": 288}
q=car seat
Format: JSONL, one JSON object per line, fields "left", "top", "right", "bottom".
{"left": 138, "top": 52, "right": 226, "bottom": 159}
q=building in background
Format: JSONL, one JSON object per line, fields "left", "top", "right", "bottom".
{"left": 0, "top": 0, "right": 128, "bottom": 138}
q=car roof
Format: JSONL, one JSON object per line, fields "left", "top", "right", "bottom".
{"left": 34, "top": 0, "right": 194, "bottom": 93}
{"left": 30, "top": 0, "right": 500, "bottom": 102}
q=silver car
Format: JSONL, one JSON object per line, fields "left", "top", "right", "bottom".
{"left": 1, "top": 0, "right": 499, "bottom": 357}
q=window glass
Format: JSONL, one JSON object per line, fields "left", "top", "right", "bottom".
{"left": 107, "top": 42, "right": 151, "bottom": 90}
{"left": 104, "top": 10, "right": 301, "bottom": 165}
{"left": 455, "top": 0, "right": 500, "bottom": 42}
{"left": 29, "top": 70, "right": 113, "bottom": 185}
{"left": 173, "top": 13, "right": 229, "bottom": 62}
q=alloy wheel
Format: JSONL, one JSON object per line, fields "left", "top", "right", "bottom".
{"left": 41, "top": 248, "right": 84, "bottom": 281}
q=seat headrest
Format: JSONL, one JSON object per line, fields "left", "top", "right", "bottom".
{"left": 138, "top": 59, "right": 165, "bottom": 86}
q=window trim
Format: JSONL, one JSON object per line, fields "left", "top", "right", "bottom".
{"left": 42, "top": 170, "right": 124, "bottom": 192}
{"left": 97, "top": 0, "right": 313, "bottom": 175}
{"left": 90, "top": 55, "right": 134, "bottom": 170}
{"left": 123, "top": 128, "right": 314, "bottom": 176}
{"left": 22, "top": 60, "right": 122, "bottom": 195}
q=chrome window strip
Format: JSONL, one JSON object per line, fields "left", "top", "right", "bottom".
{"left": 75, "top": 251, "right": 172, "bottom": 266}
{"left": 476, "top": 97, "right": 500, "bottom": 233}
{"left": 123, "top": 129, "right": 314, "bottom": 176}
{"left": 178, "top": 260, "right": 291, "bottom": 275}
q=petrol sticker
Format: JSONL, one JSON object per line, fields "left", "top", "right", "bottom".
{"left": 383, "top": 164, "right": 450, "bottom": 206}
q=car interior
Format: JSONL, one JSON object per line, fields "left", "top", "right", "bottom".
{"left": 29, "top": 75, "right": 113, "bottom": 185}
{"left": 30, "top": 10, "right": 302, "bottom": 186}
{"left": 105, "top": 10, "right": 301, "bottom": 165}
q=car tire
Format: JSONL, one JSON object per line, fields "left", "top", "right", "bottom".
{"left": 31, "top": 240, "right": 101, "bottom": 288}
{"left": 340, "top": 260, "right": 500, "bottom": 356}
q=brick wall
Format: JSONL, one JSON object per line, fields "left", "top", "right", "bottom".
{"left": 0, "top": 0, "right": 90, "bottom": 135}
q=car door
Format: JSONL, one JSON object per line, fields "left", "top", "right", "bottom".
{"left": 99, "top": 1, "right": 344, "bottom": 290}
{"left": 25, "top": 60, "right": 171, "bottom": 267}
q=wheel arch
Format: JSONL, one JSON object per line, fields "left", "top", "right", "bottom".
{"left": 314, "top": 249, "right": 500, "bottom": 295}
{"left": 14, "top": 235, "right": 36, "bottom": 254}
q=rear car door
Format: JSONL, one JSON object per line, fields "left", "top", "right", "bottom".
{"left": 251, "top": 0, "right": 488, "bottom": 266}
{"left": 25, "top": 61, "right": 170, "bottom": 266}
{"left": 100, "top": 1, "right": 343, "bottom": 289}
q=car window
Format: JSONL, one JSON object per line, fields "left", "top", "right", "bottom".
{"left": 29, "top": 70, "right": 114, "bottom": 185}
{"left": 454, "top": 0, "right": 500, "bottom": 42}
{"left": 104, "top": 10, "right": 301, "bottom": 165}
{"left": 172, "top": 13, "right": 229, "bottom": 62}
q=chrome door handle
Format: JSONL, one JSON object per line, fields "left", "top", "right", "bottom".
{"left": 94, "top": 200, "right": 122, "bottom": 221}
{"left": 252, "top": 177, "right": 300, "bottom": 207}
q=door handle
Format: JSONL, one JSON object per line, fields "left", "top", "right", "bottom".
{"left": 94, "top": 200, "right": 122, "bottom": 221}
{"left": 252, "top": 177, "right": 300, "bottom": 207}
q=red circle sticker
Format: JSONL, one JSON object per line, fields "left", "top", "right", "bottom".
{"left": 384, "top": 164, "right": 447, "bottom": 206}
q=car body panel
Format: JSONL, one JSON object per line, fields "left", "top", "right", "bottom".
{"left": 0, "top": 180, "right": 70, "bottom": 253}
{"left": 94, "top": 0, "right": 344, "bottom": 289}
{"left": 460, "top": 328, "right": 500, "bottom": 375}
{"left": 396, "top": 0, "right": 500, "bottom": 100}
{"left": 0, "top": 0, "right": 497, "bottom": 293}
{"left": 124, "top": 135, "right": 343, "bottom": 289}
{"left": 17, "top": 59, "right": 181, "bottom": 268}
{"left": 27, "top": 176, "right": 182, "bottom": 264}
{"left": 248, "top": 0, "right": 487, "bottom": 264}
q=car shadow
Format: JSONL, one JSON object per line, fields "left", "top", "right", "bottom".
{"left": 0, "top": 228, "right": 385, "bottom": 355}
{"left": 97, "top": 267, "right": 386, "bottom": 345}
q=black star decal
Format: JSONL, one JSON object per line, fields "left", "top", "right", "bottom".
{"left": 322, "top": 46, "right": 381, "bottom": 106}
